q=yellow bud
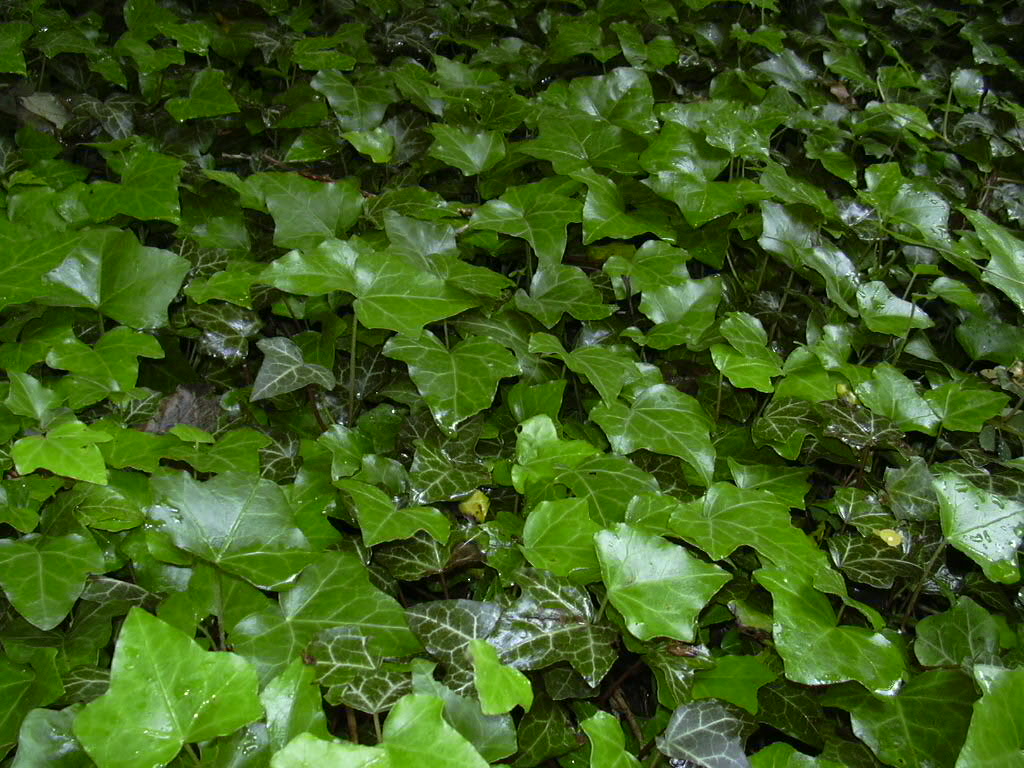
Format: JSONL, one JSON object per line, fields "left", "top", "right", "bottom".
{"left": 876, "top": 528, "right": 903, "bottom": 548}
{"left": 459, "top": 489, "right": 490, "bottom": 522}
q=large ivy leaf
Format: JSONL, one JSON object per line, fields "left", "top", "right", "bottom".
{"left": 252, "top": 337, "right": 336, "bottom": 401}
{"left": 148, "top": 471, "right": 315, "bottom": 589}
{"left": 12, "top": 421, "right": 113, "bottom": 485}
{"left": 165, "top": 67, "right": 239, "bottom": 121}
{"left": 428, "top": 125, "right": 506, "bottom": 175}
{"left": 470, "top": 184, "right": 582, "bottom": 268}
{"left": 596, "top": 523, "right": 730, "bottom": 642}
{"left": 337, "top": 478, "right": 450, "bottom": 547}
{"left": 656, "top": 699, "right": 750, "bottom": 768}
{"left": 932, "top": 469, "right": 1024, "bottom": 584}
{"left": 515, "top": 264, "right": 615, "bottom": 328}
{"left": 856, "top": 281, "right": 934, "bottom": 336}
{"left": 86, "top": 147, "right": 185, "bottom": 224}
{"left": 855, "top": 363, "right": 940, "bottom": 435}
{"left": 0, "top": 533, "right": 103, "bottom": 630}
{"left": 383, "top": 694, "right": 489, "bottom": 768}
{"left": 591, "top": 384, "right": 715, "bottom": 486}
{"left": 557, "top": 454, "right": 660, "bottom": 527}
{"left": 955, "top": 665, "right": 1024, "bottom": 768}
{"left": 384, "top": 331, "right": 519, "bottom": 434}
{"left": 755, "top": 568, "right": 905, "bottom": 694}
{"left": 529, "top": 332, "right": 637, "bottom": 408}
{"left": 825, "top": 669, "right": 974, "bottom": 768}
{"left": 44, "top": 227, "right": 190, "bottom": 329}
{"left": 252, "top": 173, "right": 362, "bottom": 250}
{"left": 73, "top": 608, "right": 263, "bottom": 768}
{"left": 522, "top": 497, "right": 600, "bottom": 582}
{"left": 489, "top": 568, "right": 617, "bottom": 686}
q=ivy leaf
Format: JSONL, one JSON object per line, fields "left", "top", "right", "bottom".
{"left": 73, "top": 608, "right": 263, "bottom": 768}
{"left": 932, "top": 469, "right": 1024, "bottom": 584}
{"left": 45, "top": 228, "right": 190, "bottom": 329}
{"left": 855, "top": 363, "right": 939, "bottom": 435}
{"left": 383, "top": 331, "right": 519, "bottom": 434}
{"left": 262, "top": 658, "right": 331, "bottom": 749}
{"left": 259, "top": 238, "right": 360, "bottom": 296}
{"left": 470, "top": 184, "right": 582, "bottom": 268}
{"left": 86, "top": 148, "right": 185, "bottom": 224}
{"left": 470, "top": 639, "right": 533, "bottom": 715}
{"left": 955, "top": 665, "right": 1024, "bottom": 768}
{"left": 252, "top": 337, "right": 336, "bottom": 401}
{"left": 656, "top": 699, "right": 750, "bottom": 768}
{"left": 311, "top": 70, "right": 396, "bottom": 131}
{"left": 12, "top": 421, "right": 112, "bottom": 485}
{"left": 570, "top": 168, "right": 671, "bottom": 243}
{"left": 591, "top": 384, "right": 715, "bottom": 487}
{"left": 824, "top": 670, "right": 974, "bottom": 768}
{"left": 856, "top": 281, "right": 933, "bottom": 336}
{"left": 252, "top": 174, "right": 363, "bottom": 250}
{"left": 428, "top": 125, "right": 506, "bottom": 176}
{"left": 489, "top": 568, "right": 617, "bottom": 686}
{"left": 518, "top": 115, "right": 646, "bottom": 175}
{"left": 405, "top": 599, "right": 503, "bottom": 674}
{"left": 337, "top": 479, "right": 450, "bottom": 547}
{"left": 923, "top": 381, "right": 1009, "bottom": 432}
{"left": 269, "top": 733, "right": 390, "bottom": 768}
{"left": 711, "top": 312, "right": 783, "bottom": 393}
{"left": 557, "top": 454, "right": 660, "bottom": 527}
{"left": 581, "top": 711, "right": 641, "bottom": 768}
{"left": 383, "top": 694, "right": 489, "bottom": 768}
{"left": 646, "top": 171, "right": 770, "bottom": 228}
{"left": 522, "top": 497, "right": 601, "bottom": 581}
{"left": 0, "top": 534, "right": 103, "bottom": 630}
{"left": 964, "top": 209, "right": 1024, "bottom": 314}
{"left": 149, "top": 470, "right": 315, "bottom": 590}
{"left": 529, "top": 332, "right": 637, "bottom": 408}
{"left": 692, "top": 656, "right": 777, "bottom": 715}
{"left": 596, "top": 523, "right": 731, "bottom": 642}
{"left": 914, "top": 597, "right": 1000, "bottom": 668}
{"left": 516, "top": 264, "right": 615, "bottom": 328}
{"left": 232, "top": 551, "right": 421, "bottom": 682}
{"left": 165, "top": 68, "right": 239, "bottom": 121}
{"left": 755, "top": 568, "right": 905, "bottom": 694}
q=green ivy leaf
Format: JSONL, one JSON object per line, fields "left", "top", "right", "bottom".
{"left": 262, "top": 658, "right": 331, "bottom": 749}
{"left": 955, "top": 665, "right": 1024, "bottom": 768}
{"left": 522, "top": 497, "right": 600, "bottom": 581}
{"left": 518, "top": 115, "right": 646, "bottom": 175}
{"left": 165, "top": 68, "right": 240, "bottom": 121}
{"left": 12, "top": 421, "right": 112, "bottom": 485}
{"left": 856, "top": 281, "right": 934, "bottom": 336}
{"left": 516, "top": 264, "right": 615, "bottom": 328}
{"left": 581, "top": 711, "right": 641, "bottom": 768}
{"left": 932, "top": 469, "right": 1024, "bottom": 584}
{"left": 596, "top": 523, "right": 731, "bottom": 642}
{"left": 470, "top": 184, "right": 582, "bottom": 268}
{"left": 252, "top": 173, "right": 362, "bottom": 250}
{"left": 964, "top": 209, "right": 1024, "bottom": 315}
{"left": 924, "top": 381, "right": 1009, "bottom": 432}
{"left": 270, "top": 733, "right": 390, "bottom": 768}
{"left": 591, "top": 384, "right": 715, "bottom": 487}
{"left": 86, "top": 148, "right": 185, "bottom": 224}
{"left": 0, "top": 534, "right": 103, "bottom": 630}
{"left": 73, "top": 608, "right": 263, "bottom": 768}
{"left": 338, "top": 478, "right": 450, "bottom": 547}
{"left": 855, "top": 363, "right": 940, "bottom": 435}
{"left": 252, "top": 337, "right": 336, "bottom": 401}
{"left": 914, "top": 597, "right": 999, "bottom": 667}
{"left": 384, "top": 331, "right": 519, "bottom": 434}
{"left": 428, "top": 125, "right": 506, "bottom": 176}
{"left": 711, "top": 312, "right": 783, "bottom": 393}
{"left": 149, "top": 470, "right": 316, "bottom": 589}
{"left": 692, "top": 655, "right": 777, "bottom": 715}
{"left": 755, "top": 568, "right": 905, "bottom": 694}
{"left": 825, "top": 669, "right": 974, "bottom": 768}
{"left": 383, "top": 694, "right": 489, "bottom": 768}
{"left": 470, "top": 638, "right": 533, "bottom": 715}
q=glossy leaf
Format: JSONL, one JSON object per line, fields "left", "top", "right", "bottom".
{"left": 73, "top": 608, "right": 263, "bottom": 768}
{"left": 337, "top": 478, "right": 450, "bottom": 547}
{"left": 656, "top": 699, "right": 750, "bottom": 768}
{"left": 914, "top": 597, "right": 1000, "bottom": 668}
{"left": 581, "top": 711, "right": 641, "bottom": 768}
{"left": 165, "top": 68, "right": 239, "bottom": 121}
{"left": 252, "top": 337, "right": 336, "bottom": 401}
{"left": 955, "top": 665, "right": 1024, "bottom": 768}
{"left": 428, "top": 125, "right": 506, "bottom": 176}
{"left": 470, "top": 185, "right": 582, "bottom": 268}
{"left": 522, "top": 497, "right": 600, "bottom": 581}
{"left": 596, "top": 523, "right": 730, "bottom": 642}
{"left": 383, "top": 694, "right": 489, "bottom": 768}
{"left": 12, "top": 421, "right": 112, "bottom": 485}
{"left": 471, "top": 638, "right": 533, "bottom": 715}
{"left": 591, "top": 384, "right": 715, "bottom": 486}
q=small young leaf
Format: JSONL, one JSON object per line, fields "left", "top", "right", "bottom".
{"left": 470, "top": 638, "right": 533, "bottom": 715}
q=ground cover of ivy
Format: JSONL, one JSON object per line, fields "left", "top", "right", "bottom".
{"left": 2, "top": 0, "right": 1024, "bottom": 765}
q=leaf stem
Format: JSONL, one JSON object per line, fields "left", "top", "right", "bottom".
{"left": 348, "top": 316, "right": 359, "bottom": 426}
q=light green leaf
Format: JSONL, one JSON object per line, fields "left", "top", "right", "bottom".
{"left": 252, "top": 337, "right": 336, "bottom": 401}
{"left": 338, "top": 479, "right": 450, "bottom": 547}
{"left": 382, "top": 694, "right": 489, "bottom": 768}
{"left": 253, "top": 173, "right": 362, "bottom": 250}
{"left": 0, "top": 534, "right": 103, "bottom": 630}
{"left": 149, "top": 470, "right": 315, "bottom": 589}
{"left": 5, "top": 373, "right": 58, "bottom": 421}
{"left": 855, "top": 363, "right": 940, "bottom": 435}
{"left": 86, "top": 148, "right": 185, "bottom": 224}
{"left": 522, "top": 497, "right": 600, "bottom": 581}
{"left": 470, "top": 638, "right": 533, "bottom": 715}
{"left": 383, "top": 331, "right": 519, "bottom": 434}
{"left": 342, "top": 127, "right": 395, "bottom": 163}
{"left": 711, "top": 312, "right": 783, "bottom": 392}
{"left": 428, "top": 125, "right": 506, "bottom": 176}
{"left": 12, "top": 421, "right": 112, "bottom": 485}
{"left": 646, "top": 171, "right": 770, "bottom": 228}
{"left": 74, "top": 608, "right": 263, "bottom": 768}
{"left": 932, "top": 469, "right": 1024, "bottom": 584}
{"left": 259, "top": 238, "right": 360, "bottom": 296}
{"left": 262, "top": 658, "right": 331, "bottom": 750}
{"left": 581, "top": 711, "right": 641, "bottom": 768}
{"left": 165, "top": 67, "right": 239, "bottom": 121}
{"left": 756, "top": 568, "right": 905, "bottom": 694}
{"left": 270, "top": 733, "right": 391, "bottom": 768}
{"left": 692, "top": 655, "right": 777, "bottom": 715}
{"left": 596, "top": 523, "right": 731, "bottom": 642}
{"left": 529, "top": 332, "right": 636, "bottom": 408}
{"left": 591, "top": 384, "right": 715, "bottom": 486}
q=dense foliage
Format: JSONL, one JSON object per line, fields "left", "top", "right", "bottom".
{"left": 2, "top": 0, "right": 1024, "bottom": 765}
